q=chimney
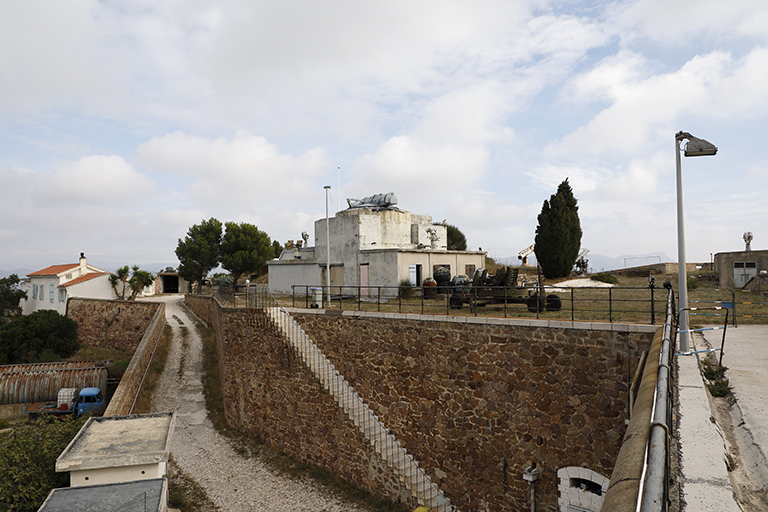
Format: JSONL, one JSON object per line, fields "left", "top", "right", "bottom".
{"left": 79, "top": 253, "right": 87, "bottom": 276}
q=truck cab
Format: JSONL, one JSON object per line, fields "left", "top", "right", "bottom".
{"left": 75, "top": 387, "right": 106, "bottom": 417}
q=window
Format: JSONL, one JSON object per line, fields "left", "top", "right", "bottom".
{"left": 465, "top": 264, "right": 476, "bottom": 277}
{"left": 32, "top": 284, "right": 37, "bottom": 300}
{"left": 49, "top": 283, "right": 54, "bottom": 302}
{"left": 59, "top": 288, "right": 67, "bottom": 303}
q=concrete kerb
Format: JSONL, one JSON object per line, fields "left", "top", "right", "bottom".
{"left": 675, "top": 334, "right": 741, "bottom": 511}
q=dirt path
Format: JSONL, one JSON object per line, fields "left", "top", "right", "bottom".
{"left": 146, "top": 295, "right": 370, "bottom": 512}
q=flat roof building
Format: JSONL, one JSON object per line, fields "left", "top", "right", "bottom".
{"left": 56, "top": 412, "right": 175, "bottom": 488}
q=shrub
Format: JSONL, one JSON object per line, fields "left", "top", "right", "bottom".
{"left": 687, "top": 276, "right": 699, "bottom": 289}
{"left": 591, "top": 273, "right": 618, "bottom": 284}
{"left": 398, "top": 278, "right": 414, "bottom": 298}
{"left": 0, "top": 416, "right": 88, "bottom": 511}
{"left": 0, "top": 310, "right": 78, "bottom": 364}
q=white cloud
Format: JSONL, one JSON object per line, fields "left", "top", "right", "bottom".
{"left": 136, "top": 131, "right": 329, "bottom": 209}
{"left": 36, "top": 155, "right": 157, "bottom": 206}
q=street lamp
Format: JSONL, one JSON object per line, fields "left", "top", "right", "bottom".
{"left": 675, "top": 131, "right": 717, "bottom": 352}
{"left": 324, "top": 185, "right": 331, "bottom": 307}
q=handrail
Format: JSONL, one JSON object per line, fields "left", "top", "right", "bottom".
{"left": 639, "top": 287, "right": 675, "bottom": 512}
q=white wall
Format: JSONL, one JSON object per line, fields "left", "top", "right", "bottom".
{"left": 268, "top": 261, "right": 322, "bottom": 295}
{"left": 69, "top": 462, "right": 166, "bottom": 487}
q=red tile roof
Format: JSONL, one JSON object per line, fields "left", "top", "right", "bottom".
{"left": 28, "top": 264, "right": 80, "bottom": 277}
{"left": 59, "top": 272, "right": 109, "bottom": 288}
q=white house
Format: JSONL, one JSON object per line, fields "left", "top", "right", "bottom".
{"left": 21, "top": 253, "right": 113, "bottom": 316}
{"left": 268, "top": 194, "right": 486, "bottom": 296}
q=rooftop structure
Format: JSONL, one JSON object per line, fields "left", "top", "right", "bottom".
{"left": 56, "top": 412, "right": 175, "bottom": 487}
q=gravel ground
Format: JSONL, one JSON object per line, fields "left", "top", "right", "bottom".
{"left": 146, "top": 295, "right": 372, "bottom": 512}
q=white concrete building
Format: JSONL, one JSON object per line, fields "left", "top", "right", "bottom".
{"left": 268, "top": 198, "right": 485, "bottom": 296}
{"left": 56, "top": 412, "right": 175, "bottom": 488}
{"left": 20, "top": 253, "right": 113, "bottom": 316}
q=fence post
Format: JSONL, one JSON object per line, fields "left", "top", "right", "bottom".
{"left": 609, "top": 288, "right": 613, "bottom": 323}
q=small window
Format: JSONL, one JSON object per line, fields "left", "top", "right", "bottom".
{"left": 49, "top": 284, "right": 54, "bottom": 302}
{"left": 59, "top": 288, "right": 67, "bottom": 303}
{"left": 32, "top": 284, "right": 37, "bottom": 300}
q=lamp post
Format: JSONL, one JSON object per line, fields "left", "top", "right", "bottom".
{"left": 675, "top": 131, "right": 717, "bottom": 352}
{"left": 324, "top": 185, "right": 331, "bottom": 307}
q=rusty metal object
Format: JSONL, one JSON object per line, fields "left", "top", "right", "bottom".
{"left": 0, "top": 367, "right": 107, "bottom": 405}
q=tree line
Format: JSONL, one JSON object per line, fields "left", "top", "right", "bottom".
{"left": 175, "top": 218, "right": 281, "bottom": 292}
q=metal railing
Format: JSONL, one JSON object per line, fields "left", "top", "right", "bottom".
{"left": 287, "top": 284, "right": 665, "bottom": 324}
{"left": 639, "top": 287, "right": 675, "bottom": 512}
{"left": 233, "top": 284, "right": 454, "bottom": 511}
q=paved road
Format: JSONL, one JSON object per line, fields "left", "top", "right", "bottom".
{"left": 702, "top": 325, "right": 768, "bottom": 509}
{"left": 145, "top": 295, "right": 372, "bottom": 512}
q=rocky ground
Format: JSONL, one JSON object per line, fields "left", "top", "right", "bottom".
{"left": 146, "top": 295, "right": 373, "bottom": 512}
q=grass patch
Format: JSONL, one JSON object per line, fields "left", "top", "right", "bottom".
{"left": 167, "top": 455, "right": 219, "bottom": 511}
{"left": 132, "top": 323, "right": 173, "bottom": 414}
{"left": 591, "top": 273, "right": 619, "bottom": 284}
{"left": 66, "top": 344, "right": 135, "bottom": 379}
{"left": 707, "top": 378, "right": 732, "bottom": 397}
{"left": 193, "top": 310, "right": 408, "bottom": 512}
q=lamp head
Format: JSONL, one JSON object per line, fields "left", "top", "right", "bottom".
{"left": 683, "top": 135, "right": 718, "bottom": 157}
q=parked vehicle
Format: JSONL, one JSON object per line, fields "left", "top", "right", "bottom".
{"left": 25, "top": 387, "right": 105, "bottom": 418}
{"left": 449, "top": 266, "right": 562, "bottom": 312}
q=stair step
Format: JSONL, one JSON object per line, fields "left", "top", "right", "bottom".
{"left": 266, "top": 307, "right": 456, "bottom": 512}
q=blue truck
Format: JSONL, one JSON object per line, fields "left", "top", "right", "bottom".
{"left": 25, "top": 387, "right": 105, "bottom": 418}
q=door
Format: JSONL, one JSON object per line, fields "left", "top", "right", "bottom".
{"left": 734, "top": 261, "right": 757, "bottom": 288}
{"left": 360, "top": 264, "right": 369, "bottom": 297}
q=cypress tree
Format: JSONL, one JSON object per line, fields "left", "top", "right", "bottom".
{"left": 534, "top": 179, "right": 582, "bottom": 278}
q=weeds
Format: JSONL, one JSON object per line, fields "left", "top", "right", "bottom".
{"left": 702, "top": 356, "right": 732, "bottom": 398}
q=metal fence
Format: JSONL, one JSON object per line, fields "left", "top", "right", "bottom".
{"left": 287, "top": 284, "right": 668, "bottom": 324}
{"left": 210, "top": 284, "right": 768, "bottom": 326}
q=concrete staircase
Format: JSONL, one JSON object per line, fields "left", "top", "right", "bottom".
{"left": 266, "top": 307, "right": 455, "bottom": 512}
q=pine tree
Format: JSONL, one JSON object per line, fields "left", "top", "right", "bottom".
{"left": 534, "top": 179, "right": 582, "bottom": 278}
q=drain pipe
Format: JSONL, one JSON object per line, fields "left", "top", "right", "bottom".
{"left": 523, "top": 463, "right": 540, "bottom": 512}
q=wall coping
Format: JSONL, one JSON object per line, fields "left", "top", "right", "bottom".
{"left": 283, "top": 307, "right": 659, "bottom": 334}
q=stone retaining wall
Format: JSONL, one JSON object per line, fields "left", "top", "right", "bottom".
{"left": 185, "top": 295, "right": 655, "bottom": 511}
{"left": 67, "top": 298, "right": 163, "bottom": 350}
{"left": 186, "top": 296, "right": 415, "bottom": 505}
{"left": 102, "top": 302, "right": 166, "bottom": 417}
{"left": 293, "top": 311, "right": 654, "bottom": 511}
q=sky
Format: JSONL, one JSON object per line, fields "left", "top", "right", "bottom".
{"left": 2, "top": 0, "right": 767, "bottom": 274}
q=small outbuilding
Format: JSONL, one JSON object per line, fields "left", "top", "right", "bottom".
{"left": 714, "top": 249, "right": 768, "bottom": 289}
{"left": 55, "top": 412, "right": 175, "bottom": 487}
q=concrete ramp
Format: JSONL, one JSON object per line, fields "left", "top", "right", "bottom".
{"left": 266, "top": 307, "right": 455, "bottom": 512}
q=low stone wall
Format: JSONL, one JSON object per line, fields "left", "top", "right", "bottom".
{"left": 104, "top": 302, "right": 166, "bottom": 417}
{"left": 67, "top": 298, "right": 163, "bottom": 350}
